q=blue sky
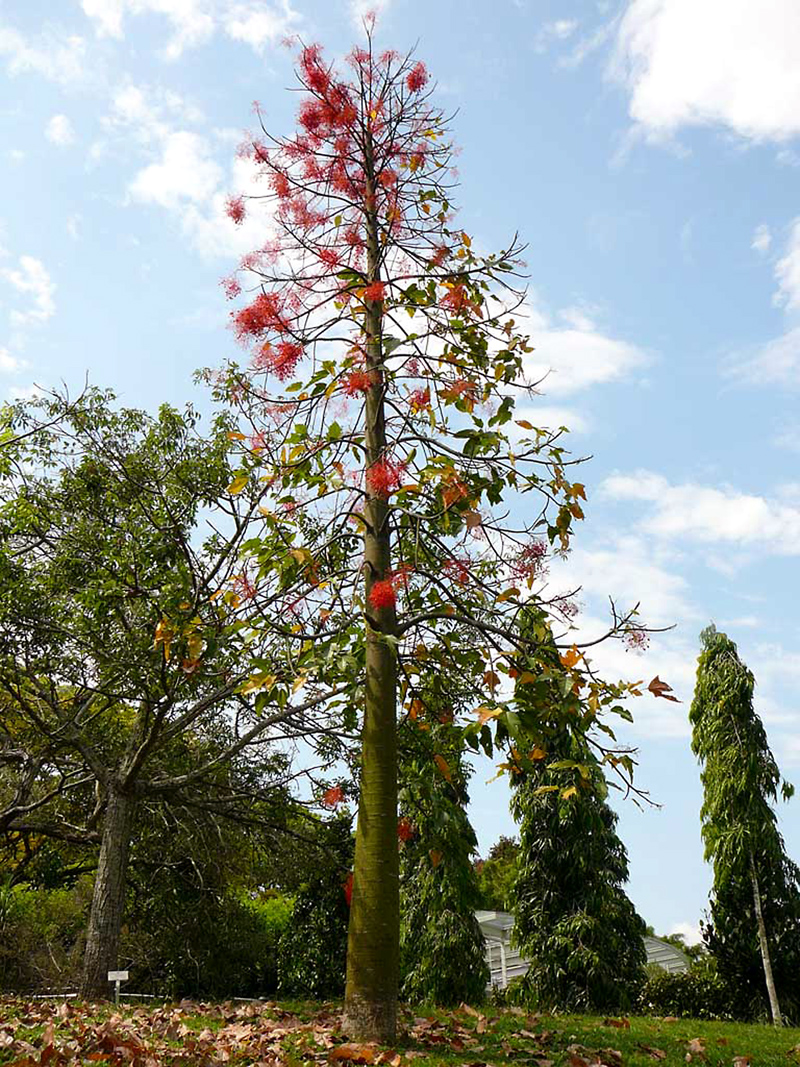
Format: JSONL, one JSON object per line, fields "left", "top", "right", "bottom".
{"left": 2, "top": 0, "right": 800, "bottom": 944}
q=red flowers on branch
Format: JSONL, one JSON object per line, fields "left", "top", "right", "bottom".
{"left": 368, "top": 578, "right": 397, "bottom": 610}
{"left": 366, "top": 456, "right": 405, "bottom": 496}
{"left": 362, "top": 281, "right": 386, "bottom": 304}
{"left": 406, "top": 61, "right": 429, "bottom": 93}
{"left": 225, "top": 195, "right": 246, "bottom": 225}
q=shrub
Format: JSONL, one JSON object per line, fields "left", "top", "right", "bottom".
{"left": 636, "top": 965, "right": 735, "bottom": 1021}
{"left": 0, "top": 878, "right": 91, "bottom": 993}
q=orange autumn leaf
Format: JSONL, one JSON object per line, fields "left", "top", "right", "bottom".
{"left": 648, "top": 676, "right": 681, "bottom": 702}
{"left": 434, "top": 753, "right": 452, "bottom": 782}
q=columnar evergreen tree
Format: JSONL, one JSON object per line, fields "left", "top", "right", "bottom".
{"left": 216, "top": 26, "right": 662, "bottom": 1038}
{"left": 398, "top": 677, "right": 488, "bottom": 1006}
{"left": 510, "top": 730, "right": 647, "bottom": 1011}
{"left": 691, "top": 625, "right": 800, "bottom": 1025}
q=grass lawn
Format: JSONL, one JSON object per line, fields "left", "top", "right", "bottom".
{"left": 1, "top": 997, "right": 799, "bottom": 1067}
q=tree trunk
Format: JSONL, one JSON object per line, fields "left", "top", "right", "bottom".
{"left": 750, "top": 850, "right": 782, "bottom": 1026}
{"left": 344, "top": 178, "right": 399, "bottom": 1043}
{"left": 80, "top": 788, "right": 135, "bottom": 999}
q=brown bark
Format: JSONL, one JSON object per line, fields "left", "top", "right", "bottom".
{"left": 80, "top": 788, "right": 135, "bottom": 999}
{"left": 749, "top": 850, "right": 783, "bottom": 1026}
{"left": 343, "top": 170, "right": 399, "bottom": 1043}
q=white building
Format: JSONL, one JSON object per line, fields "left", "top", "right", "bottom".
{"left": 476, "top": 910, "right": 690, "bottom": 991}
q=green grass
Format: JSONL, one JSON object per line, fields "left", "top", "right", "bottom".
{"left": 0, "top": 997, "right": 798, "bottom": 1067}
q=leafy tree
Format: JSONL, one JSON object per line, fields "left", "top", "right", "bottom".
{"left": 398, "top": 678, "right": 488, "bottom": 1005}
{"left": 476, "top": 836, "right": 519, "bottom": 911}
{"left": 691, "top": 625, "right": 800, "bottom": 1025}
{"left": 214, "top": 26, "right": 661, "bottom": 1039}
{"left": 0, "top": 391, "right": 332, "bottom": 997}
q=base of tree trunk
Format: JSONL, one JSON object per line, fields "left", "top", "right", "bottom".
{"left": 343, "top": 994, "right": 396, "bottom": 1044}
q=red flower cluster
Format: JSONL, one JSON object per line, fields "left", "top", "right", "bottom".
{"left": 511, "top": 539, "right": 548, "bottom": 579}
{"left": 366, "top": 456, "right": 405, "bottom": 496}
{"left": 318, "top": 247, "right": 341, "bottom": 268}
{"left": 233, "top": 292, "right": 289, "bottom": 341}
{"left": 322, "top": 784, "right": 345, "bottom": 808}
{"left": 443, "top": 557, "right": 471, "bottom": 586}
{"left": 252, "top": 340, "right": 304, "bottom": 380}
{"left": 221, "top": 275, "right": 241, "bottom": 300}
{"left": 406, "top": 61, "right": 429, "bottom": 93}
{"left": 343, "top": 369, "right": 372, "bottom": 395}
{"left": 397, "top": 816, "right": 415, "bottom": 842}
{"left": 225, "top": 195, "right": 246, "bottom": 225}
{"left": 408, "top": 386, "right": 430, "bottom": 410}
{"left": 362, "top": 280, "right": 386, "bottom": 303}
{"left": 368, "top": 578, "right": 397, "bottom": 610}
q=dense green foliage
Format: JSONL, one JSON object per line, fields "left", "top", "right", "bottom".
{"left": 475, "top": 836, "right": 519, "bottom": 912}
{"left": 637, "top": 964, "right": 734, "bottom": 1021}
{"left": 691, "top": 626, "right": 800, "bottom": 1022}
{"left": 277, "top": 818, "right": 353, "bottom": 999}
{"left": 510, "top": 713, "right": 646, "bottom": 1012}
{"left": 399, "top": 696, "right": 488, "bottom": 1005}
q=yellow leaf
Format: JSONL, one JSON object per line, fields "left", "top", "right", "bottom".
{"left": 293, "top": 676, "right": 307, "bottom": 693}
{"left": 462, "top": 231, "right": 472, "bottom": 248}
{"left": 515, "top": 419, "right": 534, "bottom": 430}
{"left": 476, "top": 706, "right": 502, "bottom": 725}
{"left": 434, "top": 753, "right": 452, "bottom": 782}
{"left": 496, "top": 587, "right": 520, "bottom": 603}
{"left": 240, "top": 673, "right": 276, "bottom": 695}
{"left": 518, "top": 671, "right": 538, "bottom": 684}
{"left": 560, "top": 646, "right": 582, "bottom": 669}
{"left": 227, "top": 431, "right": 246, "bottom": 441}
{"left": 228, "top": 475, "right": 248, "bottom": 495}
{"left": 562, "top": 785, "right": 578, "bottom": 799}
{"left": 531, "top": 746, "right": 547, "bottom": 760}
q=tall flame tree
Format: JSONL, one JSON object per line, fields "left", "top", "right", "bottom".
{"left": 215, "top": 27, "right": 657, "bottom": 1041}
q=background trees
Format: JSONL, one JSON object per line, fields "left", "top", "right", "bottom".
{"left": 691, "top": 625, "right": 800, "bottom": 1024}
{"left": 0, "top": 391, "right": 331, "bottom": 997}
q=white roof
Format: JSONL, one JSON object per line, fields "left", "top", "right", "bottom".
{"left": 476, "top": 912, "right": 690, "bottom": 989}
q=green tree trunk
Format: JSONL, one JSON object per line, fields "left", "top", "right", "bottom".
{"left": 343, "top": 179, "right": 399, "bottom": 1043}
{"left": 750, "top": 851, "right": 783, "bottom": 1026}
{"left": 80, "top": 789, "right": 134, "bottom": 998}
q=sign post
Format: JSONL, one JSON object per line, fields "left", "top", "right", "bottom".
{"left": 107, "top": 970, "right": 129, "bottom": 1005}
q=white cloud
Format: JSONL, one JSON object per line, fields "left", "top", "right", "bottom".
{"left": 1, "top": 256, "right": 56, "bottom": 329}
{"left": 669, "top": 921, "right": 702, "bottom": 946}
{"left": 66, "top": 215, "right": 82, "bottom": 240}
{"left": 731, "top": 326, "right": 800, "bottom": 388}
{"left": 612, "top": 0, "right": 800, "bottom": 143}
{"left": 774, "top": 218, "right": 800, "bottom": 311}
{"left": 602, "top": 469, "right": 800, "bottom": 554}
{"left": 513, "top": 403, "right": 590, "bottom": 434}
{"left": 523, "top": 303, "right": 649, "bottom": 395}
{"left": 45, "top": 114, "right": 76, "bottom": 147}
{"left": 0, "top": 347, "right": 21, "bottom": 373}
{"left": 105, "top": 83, "right": 272, "bottom": 259}
{"left": 0, "top": 25, "right": 88, "bottom": 84}
{"left": 751, "top": 224, "right": 772, "bottom": 256}
{"left": 7, "top": 149, "right": 25, "bottom": 163}
{"left": 349, "top": 0, "right": 391, "bottom": 29}
{"left": 535, "top": 18, "right": 579, "bottom": 52}
{"left": 223, "top": 1, "right": 300, "bottom": 51}
{"left": 82, "top": 0, "right": 298, "bottom": 58}
{"left": 129, "top": 130, "right": 223, "bottom": 208}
